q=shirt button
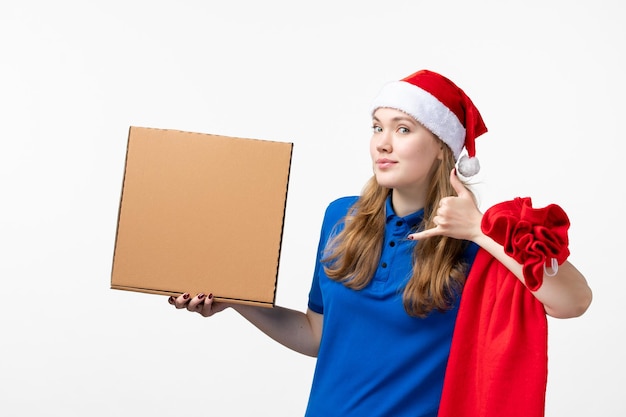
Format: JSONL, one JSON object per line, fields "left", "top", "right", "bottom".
{"left": 389, "top": 241, "right": 395, "bottom": 247}
{"left": 381, "top": 262, "right": 388, "bottom": 268}
{"left": 396, "top": 220, "right": 403, "bottom": 226}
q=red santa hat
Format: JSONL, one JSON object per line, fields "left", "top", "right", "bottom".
{"left": 371, "top": 69, "right": 488, "bottom": 177}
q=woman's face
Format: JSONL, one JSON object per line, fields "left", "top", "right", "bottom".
{"left": 370, "top": 107, "right": 443, "bottom": 195}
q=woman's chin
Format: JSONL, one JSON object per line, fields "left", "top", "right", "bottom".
{"left": 374, "top": 174, "right": 397, "bottom": 189}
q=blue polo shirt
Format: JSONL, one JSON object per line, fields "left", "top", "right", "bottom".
{"left": 305, "top": 196, "right": 478, "bottom": 417}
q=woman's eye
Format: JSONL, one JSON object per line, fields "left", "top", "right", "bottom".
{"left": 372, "top": 125, "right": 383, "bottom": 133}
{"left": 398, "top": 127, "right": 410, "bottom": 134}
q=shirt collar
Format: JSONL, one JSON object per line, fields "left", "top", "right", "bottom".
{"left": 385, "top": 194, "right": 425, "bottom": 229}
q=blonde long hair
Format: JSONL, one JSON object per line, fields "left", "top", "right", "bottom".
{"left": 322, "top": 145, "right": 473, "bottom": 317}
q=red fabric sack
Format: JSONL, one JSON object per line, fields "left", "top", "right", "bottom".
{"left": 438, "top": 197, "right": 570, "bottom": 417}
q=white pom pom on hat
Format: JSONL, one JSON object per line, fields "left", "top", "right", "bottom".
{"left": 370, "top": 69, "right": 487, "bottom": 177}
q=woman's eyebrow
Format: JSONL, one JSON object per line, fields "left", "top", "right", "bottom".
{"left": 391, "top": 116, "right": 415, "bottom": 123}
{"left": 372, "top": 115, "right": 416, "bottom": 123}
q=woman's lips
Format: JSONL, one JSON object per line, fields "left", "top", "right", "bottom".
{"left": 376, "top": 158, "right": 396, "bottom": 169}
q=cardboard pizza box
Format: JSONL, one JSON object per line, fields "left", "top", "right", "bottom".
{"left": 111, "top": 126, "right": 293, "bottom": 307}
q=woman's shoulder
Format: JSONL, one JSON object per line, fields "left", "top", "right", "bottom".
{"left": 324, "top": 196, "right": 360, "bottom": 217}
{"left": 319, "top": 196, "right": 359, "bottom": 232}
{"left": 327, "top": 195, "right": 360, "bottom": 210}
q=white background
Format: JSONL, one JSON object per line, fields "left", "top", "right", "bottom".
{"left": 1, "top": 0, "right": 623, "bottom": 415}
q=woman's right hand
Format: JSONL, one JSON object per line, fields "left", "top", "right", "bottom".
{"left": 168, "top": 292, "right": 232, "bottom": 317}
{"left": 168, "top": 292, "right": 324, "bottom": 357}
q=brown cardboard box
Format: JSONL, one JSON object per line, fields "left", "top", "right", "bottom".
{"left": 111, "top": 127, "right": 293, "bottom": 307}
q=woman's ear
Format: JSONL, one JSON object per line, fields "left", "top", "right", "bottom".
{"left": 437, "top": 144, "right": 445, "bottom": 161}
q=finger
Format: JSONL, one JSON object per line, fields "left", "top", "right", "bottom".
{"left": 173, "top": 293, "right": 191, "bottom": 309}
{"left": 408, "top": 226, "right": 442, "bottom": 241}
{"left": 186, "top": 293, "right": 207, "bottom": 312}
{"left": 199, "top": 293, "right": 216, "bottom": 317}
{"left": 449, "top": 168, "right": 468, "bottom": 197}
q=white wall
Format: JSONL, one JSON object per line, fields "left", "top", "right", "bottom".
{"left": 1, "top": 0, "right": 623, "bottom": 415}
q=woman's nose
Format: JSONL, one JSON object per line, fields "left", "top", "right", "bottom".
{"left": 376, "top": 132, "right": 392, "bottom": 152}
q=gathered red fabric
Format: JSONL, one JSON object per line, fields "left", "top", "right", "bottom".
{"left": 438, "top": 197, "right": 570, "bottom": 417}
{"left": 481, "top": 197, "right": 570, "bottom": 291}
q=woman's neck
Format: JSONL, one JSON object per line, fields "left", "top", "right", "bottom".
{"left": 391, "top": 188, "right": 426, "bottom": 217}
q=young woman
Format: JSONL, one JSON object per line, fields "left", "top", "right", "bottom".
{"left": 169, "top": 69, "right": 592, "bottom": 417}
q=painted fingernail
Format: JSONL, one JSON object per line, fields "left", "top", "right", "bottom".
{"left": 182, "top": 293, "right": 190, "bottom": 300}
{"left": 208, "top": 293, "right": 213, "bottom": 300}
{"left": 197, "top": 293, "right": 206, "bottom": 300}
{"left": 168, "top": 296, "right": 175, "bottom": 304}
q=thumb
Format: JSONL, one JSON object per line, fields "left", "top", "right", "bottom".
{"left": 450, "top": 168, "right": 469, "bottom": 197}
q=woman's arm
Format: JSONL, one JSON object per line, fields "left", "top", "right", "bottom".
{"left": 170, "top": 293, "right": 323, "bottom": 357}
{"left": 408, "top": 169, "right": 592, "bottom": 319}
{"left": 233, "top": 304, "right": 323, "bottom": 357}
{"left": 471, "top": 234, "right": 592, "bottom": 318}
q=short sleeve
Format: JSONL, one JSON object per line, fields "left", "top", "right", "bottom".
{"left": 307, "top": 196, "right": 359, "bottom": 315}
{"left": 307, "top": 240, "right": 325, "bottom": 314}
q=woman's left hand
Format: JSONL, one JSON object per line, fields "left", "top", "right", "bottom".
{"left": 409, "top": 169, "right": 592, "bottom": 318}
{"left": 408, "top": 169, "right": 483, "bottom": 242}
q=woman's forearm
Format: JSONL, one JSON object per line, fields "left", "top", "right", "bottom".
{"left": 474, "top": 233, "right": 592, "bottom": 318}
{"left": 231, "top": 304, "right": 323, "bottom": 357}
